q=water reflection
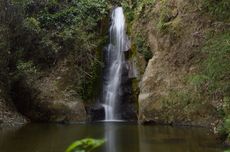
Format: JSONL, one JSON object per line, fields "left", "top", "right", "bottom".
{"left": 101, "top": 122, "right": 139, "bottom": 152}
{"left": 103, "top": 123, "right": 118, "bottom": 152}
{"left": 0, "top": 124, "right": 90, "bottom": 152}
{"left": 138, "top": 125, "right": 224, "bottom": 152}
{"left": 0, "top": 122, "right": 226, "bottom": 152}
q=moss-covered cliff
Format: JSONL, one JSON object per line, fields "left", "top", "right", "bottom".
{"left": 124, "top": 0, "right": 229, "bottom": 142}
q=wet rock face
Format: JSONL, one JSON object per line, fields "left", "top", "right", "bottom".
{"left": 89, "top": 104, "right": 105, "bottom": 121}
{"left": 119, "top": 62, "right": 137, "bottom": 120}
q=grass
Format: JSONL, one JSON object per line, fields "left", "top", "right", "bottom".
{"left": 202, "top": 0, "right": 230, "bottom": 21}
{"left": 189, "top": 31, "right": 230, "bottom": 137}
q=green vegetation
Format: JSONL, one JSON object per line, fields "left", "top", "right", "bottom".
{"left": 189, "top": 32, "right": 230, "bottom": 137}
{"left": 135, "top": 34, "right": 153, "bottom": 62}
{"left": 160, "top": 31, "right": 229, "bottom": 136}
{"left": 156, "top": 0, "right": 171, "bottom": 32}
{"left": 162, "top": 89, "right": 201, "bottom": 107}
{"left": 66, "top": 138, "right": 105, "bottom": 152}
{"left": 188, "top": 33, "right": 230, "bottom": 94}
{"left": 0, "top": 25, "right": 9, "bottom": 76}
{"left": 203, "top": 0, "right": 230, "bottom": 20}
{"left": 133, "top": 0, "right": 156, "bottom": 17}
{"left": 155, "top": 0, "right": 182, "bottom": 38}
{"left": 23, "top": 17, "right": 41, "bottom": 33}
{"left": 223, "top": 117, "right": 230, "bottom": 141}
{"left": 0, "top": 1, "right": 11, "bottom": 100}
{"left": 2, "top": 0, "right": 111, "bottom": 101}
{"left": 16, "top": 60, "right": 38, "bottom": 75}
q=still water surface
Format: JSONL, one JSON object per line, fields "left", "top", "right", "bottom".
{"left": 0, "top": 122, "right": 226, "bottom": 152}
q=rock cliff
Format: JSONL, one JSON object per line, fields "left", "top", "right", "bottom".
{"left": 131, "top": 0, "right": 229, "bottom": 129}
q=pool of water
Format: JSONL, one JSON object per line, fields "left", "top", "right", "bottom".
{"left": 0, "top": 122, "right": 226, "bottom": 152}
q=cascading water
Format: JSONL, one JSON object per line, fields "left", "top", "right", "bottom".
{"left": 102, "top": 7, "right": 130, "bottom": 121}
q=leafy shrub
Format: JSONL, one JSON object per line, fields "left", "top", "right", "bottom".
{"left": 224, "top": 118, "right": 230, "bottom": 139}
{"left": 8, "top": 0, "right": 110, "bottom": 101}
{"left": 16, "top": 60, "right": 37, "bottom": 75}
{"left": 23, "top": 17, "right": 41, "bottom": 33}
{"left": 38, "top": 0, "right": 108, "bottom": 29}
{"left": 134, "top": 0, "right": 156, "bottom": 17}
{"left": 65, "top": 138, "right": 105, "bottom": 152}
{"left": 135, "top": 34, "right": 153, "bottom": 62}
{"left": 121, "top": 1, "right": 135, "bottom": 23}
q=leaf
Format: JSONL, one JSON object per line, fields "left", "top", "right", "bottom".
{"left": 65, "top": 138, "right": 105, "bottom": 152}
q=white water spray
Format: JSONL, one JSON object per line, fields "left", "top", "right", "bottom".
{"left": 102, "top": 7, "right": 130, "bottom": 121}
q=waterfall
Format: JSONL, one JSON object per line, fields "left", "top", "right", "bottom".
{"left": 102, "top": 7, "right": 130, "bottom": 121}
